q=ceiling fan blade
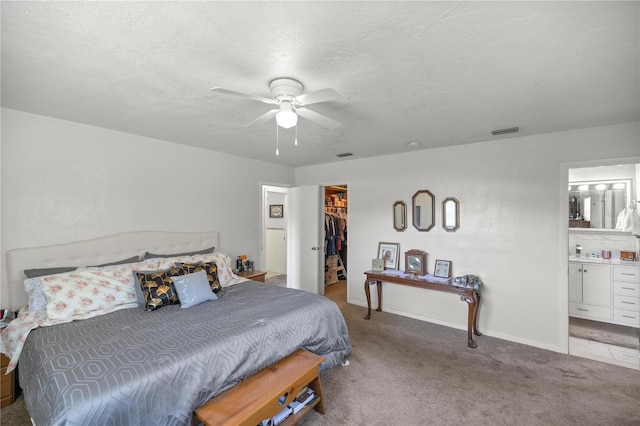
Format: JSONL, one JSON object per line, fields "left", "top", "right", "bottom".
{"left": 297, "top": 108, "right": 341, "bottom": 130}
{"left": 294, "top": 88, "right": 343, "bottom": 106}
{"left": 211, "top": 87, "right": 277, "bottom": 105}
{"left": 246, "top": 109, "right": 278, "bottom": 127}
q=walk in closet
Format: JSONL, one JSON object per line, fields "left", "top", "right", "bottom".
{"left": 325, "top": 185, "right": 348, "bottom": 286}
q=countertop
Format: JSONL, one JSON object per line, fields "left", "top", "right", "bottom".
{"left": 569, "top": 256, "right": 640, "bottom": 267}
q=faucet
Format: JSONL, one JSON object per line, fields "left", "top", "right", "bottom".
{"left": 576, "top": 244, "right": 583, "bottom": 256}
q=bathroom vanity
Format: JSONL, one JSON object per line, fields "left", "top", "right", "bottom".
{"left": 569, "top": 259, "right": 640, "bottom": 328}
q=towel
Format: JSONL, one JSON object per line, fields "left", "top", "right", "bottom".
{"left": 616, "top": 204, "right": 640, "bottom": 235}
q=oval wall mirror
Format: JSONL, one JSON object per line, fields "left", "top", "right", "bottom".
{"left": 412, "top": 190, "right": 435, "bottom": 232}
{"left": 393, "top": 201, "right": 407, "bottom": 232}
{"left": 442, "top": 197, "right": 460, "bottom": 232}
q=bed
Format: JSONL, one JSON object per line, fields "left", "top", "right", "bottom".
{"left": 1, "top": 231, "right": 351, "bottom": 425}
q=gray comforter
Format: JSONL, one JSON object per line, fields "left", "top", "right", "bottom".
{"left": 19, "top": 281, "right": 351, "bottom": 425}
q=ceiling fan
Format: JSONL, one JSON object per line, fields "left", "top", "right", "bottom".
{"left": 211, "top": 78, "right": 342, "bottom": 130}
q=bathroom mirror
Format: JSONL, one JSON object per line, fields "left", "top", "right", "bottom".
{"left": 393, "top": 201, "right": 407, "bottom": 232}
{"left": 412, "top": 190, "right": 435, "bottom": 232}
{"left": 442, "top": 197, "right": 460, "bottom": 232}
{"left": 568, "top": 179, "right": 631, "bottom": 229}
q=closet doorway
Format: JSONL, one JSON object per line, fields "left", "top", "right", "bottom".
{"left": 324, "top": 185, "right": 348, "bottom": 304}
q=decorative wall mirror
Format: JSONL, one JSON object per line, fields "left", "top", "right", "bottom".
{"left": 393, "top": 201, "right": 407, "bottom": 232}
{"left": 442, "top": 197, "right": 460, "bottom": 232}
{"left": 412, "top": 190, "right": 435, "bottom": 232}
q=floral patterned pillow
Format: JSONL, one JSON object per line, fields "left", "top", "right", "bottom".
{"left": 42, "top": 266, "right": 137, "bottom": 320}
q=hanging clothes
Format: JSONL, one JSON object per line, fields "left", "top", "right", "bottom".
{"left": 325, "top": 207, "right": 348, "bottom": 277}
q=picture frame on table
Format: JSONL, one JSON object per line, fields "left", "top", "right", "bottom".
{"left": 377, "top": 242, "right": 400, "bottom": 270}
{"left": 269, "top": 204, "right": 284, "bottom": 218}
{"left": 434, "top": 259, "right": 452, "bottom": 278}
{"left": 371, "top": 259, "right": 385, "bottom": 272}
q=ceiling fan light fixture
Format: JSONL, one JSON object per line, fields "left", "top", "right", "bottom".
{"left": 276, "top": 110, "right": 298, "bottom": 129}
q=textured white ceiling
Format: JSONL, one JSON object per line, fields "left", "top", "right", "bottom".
{"left": 2, "top": 1, "right": 638, "bottom": 167}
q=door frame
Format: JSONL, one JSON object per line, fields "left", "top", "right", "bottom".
{"left": 260, "top": 180, "right": 350, "bottom": 298}
{"left": 560, "top": 156, "right": 640, "bottom": 354}
{"left": 260, "top": 182, "right": 291, "bottom": 284}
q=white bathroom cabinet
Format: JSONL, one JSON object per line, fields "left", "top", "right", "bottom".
{"left": 612, "top": 266, "right": 640, "bottom": 327}
{"left": 569, "top": 263, "right": 611, "bottom": 321}
{"left": 569, "top": 261, "right": 640, "bottom": 327}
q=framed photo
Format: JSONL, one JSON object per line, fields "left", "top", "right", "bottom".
{"left": 434, "top": 259, "right": 452, "bottom": 278}
{"left": 371, "top": 259, "right": 385, "bottom": 272}
{"left": 269, "top": 204, "right": 284, "bottom": 218}
{"left": 377, "top": 242, "right": 400, "bottom": 270}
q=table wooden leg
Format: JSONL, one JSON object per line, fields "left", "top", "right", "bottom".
{"left": 376, "top": 280, "right": 382, "bottom": 312}
{"left": 460, "top": 293, "right": 478, "bottom": 348}
{"left": 473, "top": 291, "right": 482, "bottom": 336}
{"left": 364, "top": 278, "right": 373, "bottom": 319}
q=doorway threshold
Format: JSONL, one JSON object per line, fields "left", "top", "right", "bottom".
{"left": 569, "top": 337, "right": 639, "bottom": 370}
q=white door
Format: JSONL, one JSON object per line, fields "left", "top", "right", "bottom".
{"left": 289, "top": 185, "right": 324, "bottom": 294}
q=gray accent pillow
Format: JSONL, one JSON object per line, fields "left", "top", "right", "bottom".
{"left": 132, "top": 271, "right": 149, "bottom": 307}
{"left": 24, "top": 267, "right": 77, "bottom": 279}
{"left": 142, "top": 246, "right": 215, "bottom": 260}
{"left": 171, "top": 270, "right": 217, "bottom": 309}
{"left": 93, "top": 256, "right": 140, "bottom": 267}
{"left": 24, "top": 256, "right": 141, "bottom": 279}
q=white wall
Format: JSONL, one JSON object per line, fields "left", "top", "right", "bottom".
{"left": 1, "top": 108, "right": 294, "bottom": 309}
{"left": 295, "top": 121, "right": 640, "bottom": 352}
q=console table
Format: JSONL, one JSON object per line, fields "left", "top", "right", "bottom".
{"left": 364, "top": 271, "right": 482, "bottom": 348}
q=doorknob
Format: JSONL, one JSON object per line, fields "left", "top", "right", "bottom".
{"left": 311, "top": 246, "right": 321, "bottom": 251}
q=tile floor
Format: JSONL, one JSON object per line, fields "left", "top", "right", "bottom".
{"left": 569, "top": 336, "right": 640, "bottom": 370}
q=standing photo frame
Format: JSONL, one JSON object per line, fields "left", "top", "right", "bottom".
{"left": 377, "top": 242, "right": 400, "bottom": 270}
{"left": 371, "top": 259, "right": 385, "bottom": 272}
{"left": 434, "top": 259, "right": 452, "bottom": 278}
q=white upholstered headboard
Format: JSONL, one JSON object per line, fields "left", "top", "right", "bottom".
{"left": 5, "top": 231, "right": 219, "bottom": 311}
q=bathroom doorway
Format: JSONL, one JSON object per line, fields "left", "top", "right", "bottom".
{"left": 567, "top": 162, "right": 640, "bottom": 370}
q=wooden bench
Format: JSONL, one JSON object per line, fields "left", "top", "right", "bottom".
{"left": 194, "top": 349, "right": 325, "bottom": 426}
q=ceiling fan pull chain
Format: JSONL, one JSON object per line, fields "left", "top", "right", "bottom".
{"left": 275, "top": 122, "right": 280, "bottom": 156}
{"left": 295, "top": 125, "right": 298, "bottom": 146}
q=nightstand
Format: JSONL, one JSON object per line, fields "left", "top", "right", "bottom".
{"left": 237, "top": 270, "right": 267, "bottom": 283}
{"left": 1, "top": 353, "right": 14, "bottom": 407}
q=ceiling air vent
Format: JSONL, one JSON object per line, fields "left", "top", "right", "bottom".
{"left": 491, "top": 126, "right": 520, "bottom": 136}
{"left": 336, "top": 152, "right": 353, "bottom": 158}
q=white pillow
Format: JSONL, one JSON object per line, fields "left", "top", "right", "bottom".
{"left": 154, "top": 252, "right": 239, "bottom": 286}
{"left": 25, "top": 259, "right": 158, "bottom": 313}
{"left": 171, "top": 270, "right": 217, "bottom": 309}
{"left": 24, "top": 277, "right": 47, "bottom": 313}
{"left": 43, "top": 265, "right": 138, "bottom": 320}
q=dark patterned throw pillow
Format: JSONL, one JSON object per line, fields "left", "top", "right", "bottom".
{"left": 135, "top": 266, "right": 186, "bottom": 311}
{"left": 178, "top": 262, "right": 222, "bottom": 294}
